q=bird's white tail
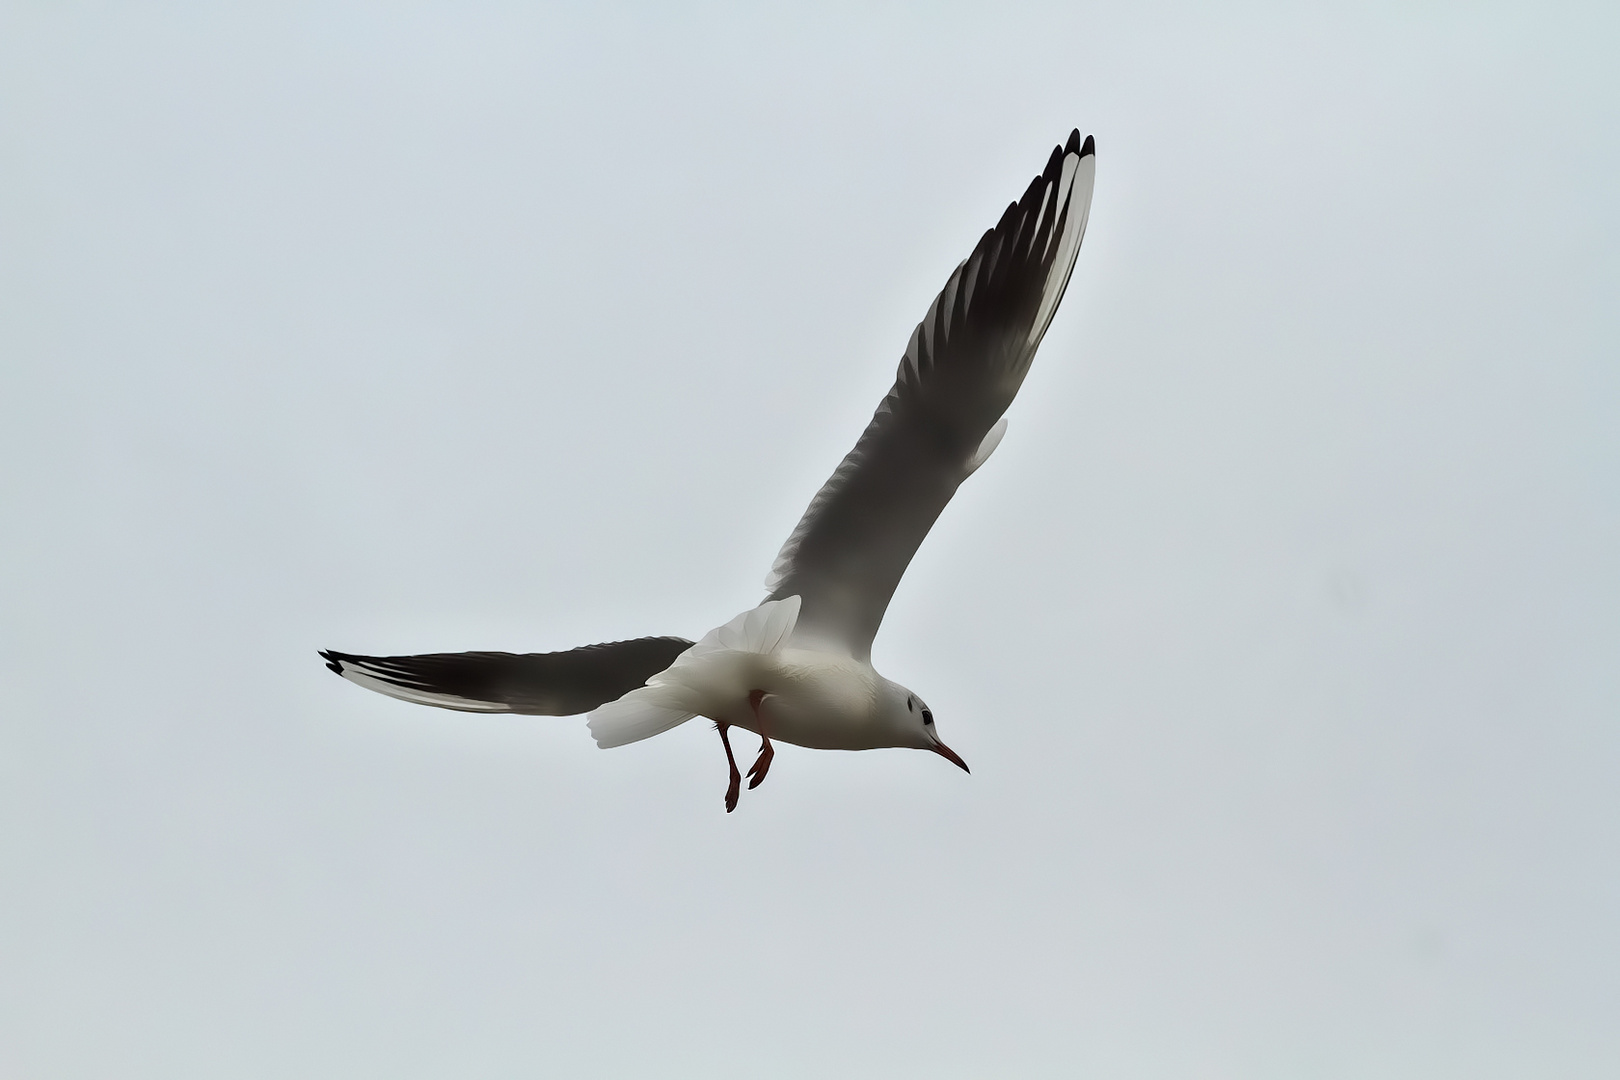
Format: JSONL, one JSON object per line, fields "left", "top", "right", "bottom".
{"left": 586, "top": 596, "right": 800, "bottom": 749}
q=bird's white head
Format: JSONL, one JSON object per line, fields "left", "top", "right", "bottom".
{"left": 880, "top": 679, "right": 969, "bottom": 773}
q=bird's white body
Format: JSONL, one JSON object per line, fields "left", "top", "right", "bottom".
{"left": 725, "top": 650, "right": 902, "bottom": 751}
{"left": 586, "top": 596, "right": 940, "bottom": 754}
{"left": 637, "top": 646, "right": 920, "bottom": 750}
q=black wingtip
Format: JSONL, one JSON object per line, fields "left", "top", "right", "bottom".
{"left": 1080, "top": 133, "right": 1095, "bottom": 158}
{"left": 319, "top": 650, "right": 345, "bottom": 676}
{"left": 996, "top": 199, "right": 1021, "bottom": 234}
{"left": 1064, "top": 129, "right": 1081, "bottom": 154}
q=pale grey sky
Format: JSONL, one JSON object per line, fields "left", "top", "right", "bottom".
{"left": 2, "top": 3, "right": 1617, "bottom": 1077}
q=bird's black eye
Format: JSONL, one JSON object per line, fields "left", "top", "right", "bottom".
{"left": 922, "top": 709, "right": 934, "bottom": 726}
{"left": 907, "top": 697, "right": 915, "bottom": 712}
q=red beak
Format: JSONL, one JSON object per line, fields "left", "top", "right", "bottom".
{"left": 930, "top": 742, "right": 970, "bottom": 774}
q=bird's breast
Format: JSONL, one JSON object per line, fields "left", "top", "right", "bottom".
{"left": 729, "top": 651, "right": 888, "bottom": 751}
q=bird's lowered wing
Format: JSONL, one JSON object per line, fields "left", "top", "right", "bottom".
{"left": 766, "top": 130, "right": 1095, "bottom": 660}
{"left": 319, "top": 636, "right": 694, "bottom": 715}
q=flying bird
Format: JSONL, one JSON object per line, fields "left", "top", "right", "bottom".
{"left": 322, "top": 130, "right": 1097, "bottom": 812}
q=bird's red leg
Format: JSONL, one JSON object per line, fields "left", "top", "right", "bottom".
{"left": 745, "top": 688, "right": 774, "bottom": 790}
{"left": 716, "top": 721, "right": 742, "bottom": 813}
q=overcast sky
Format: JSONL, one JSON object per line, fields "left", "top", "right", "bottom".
{"left": 3, "top": 3, "right": 1617, "bottom": 1077}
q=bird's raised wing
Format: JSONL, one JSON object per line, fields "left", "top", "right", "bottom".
{"left": 765, "top": 130, "right": 1095, "bottom": 660}
{"left": 319, "top": 637, "right": 693, "bottom": 715}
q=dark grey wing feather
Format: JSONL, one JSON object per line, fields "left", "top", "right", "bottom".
{"left": 766, "top": 131, "right": 1096, "bottom": 659}
{"left": 319, "top": 636, "right": 694, "bottom": 715}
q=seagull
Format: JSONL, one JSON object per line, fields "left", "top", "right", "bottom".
{"left": 322, "top": 129, "right": 1096, "bottom": 812}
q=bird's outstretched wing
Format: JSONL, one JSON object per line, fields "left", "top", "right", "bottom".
{"left": 765, "top": 130, "right": 1096, "bottom": 659}
{"left": 319, "top": 637, "right": 694, "bottom": 715}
